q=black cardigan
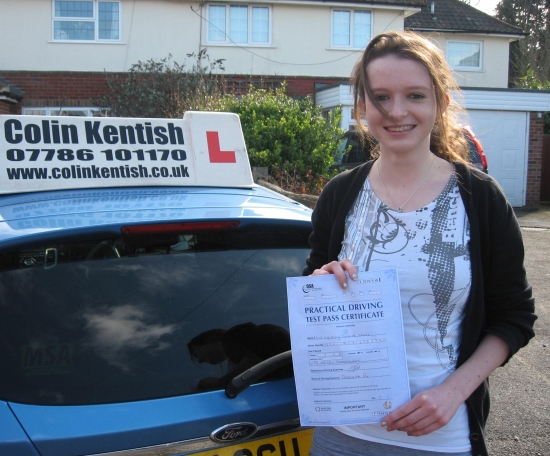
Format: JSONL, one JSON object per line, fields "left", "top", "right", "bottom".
{"left": 304, "top": 160, "right": 536, "bottom": 456}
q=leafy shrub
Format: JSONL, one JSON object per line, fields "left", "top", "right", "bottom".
{"left": 214, "top": 85, "right": 343, "bottom": 177}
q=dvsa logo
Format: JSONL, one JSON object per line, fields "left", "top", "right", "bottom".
{"left": 302, "top": 283, "right": 315, "bottom": 293}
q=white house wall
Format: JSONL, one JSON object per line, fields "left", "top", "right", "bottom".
{"left": 1, "top": 0, "right": 202, "bottom": 73}
{"left": 203, "top": 6, "right": 404, "bottom": 77}
{"left": 424, "top": 33, "right": 511, "bottom": 88}
{"left": 1, "top": 0, "right": 408, "bottom": 77}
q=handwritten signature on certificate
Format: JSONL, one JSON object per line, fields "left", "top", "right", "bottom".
{"left": 286, "top": 269, "right": 410, "bottom": 426}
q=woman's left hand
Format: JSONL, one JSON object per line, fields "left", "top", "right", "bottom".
{"left": 382, "top": 383, "right": 464, "bottom": 436}
{"left": 382, "top": 334, "right": 510, "bottom": 436}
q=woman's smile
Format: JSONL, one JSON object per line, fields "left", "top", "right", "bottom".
{"left": 385, "top": 125, "right": 415, "bottom": 132}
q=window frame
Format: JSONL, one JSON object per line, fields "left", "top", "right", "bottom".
{"left": 446, "top": 40, "right": 483, "bottom": 71}
{"left": 52, "top": 0, "right": 122, "bottom": 43}
{"left": 330, "top": 8, "right": 371, "bottom": 50}
{"left": 206, "top": 3, "right": 272, "bottom": 47}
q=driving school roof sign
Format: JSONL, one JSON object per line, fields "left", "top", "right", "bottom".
{"left": 0, "top": 111, "right": 254, "bottom": 195}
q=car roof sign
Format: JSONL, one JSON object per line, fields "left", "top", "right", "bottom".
{"left": 0, "top": 111, "right": 254, "bottom": 195}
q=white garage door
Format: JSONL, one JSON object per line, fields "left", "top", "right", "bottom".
{"left": 467, "top": 110, "right": 529, "bottom": 207}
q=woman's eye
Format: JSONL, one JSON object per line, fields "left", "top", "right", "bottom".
{"left": 374, "top": 94, "right": 389, "bottom": 101}
{"left": 409, "top": 93, "right": 426, "bottom": 99}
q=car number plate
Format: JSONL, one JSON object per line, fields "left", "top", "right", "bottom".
{"left": 191, "top": 428, "right": 313, "bottom": 456}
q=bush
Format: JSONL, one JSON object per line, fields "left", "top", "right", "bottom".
{"left": 95, "top": 50, "right": 225, "bottom": 118}
{"left": 214, "top": 85, "right": 343, "bottom": 178}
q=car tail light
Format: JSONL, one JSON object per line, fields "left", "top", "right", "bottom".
{"left": 121, "top": 221, "right": 240, "bottom": 235}
{"left": 471, "top": 135, "right": 488, "bottom": 170}
{"left": 479, "top": 150, "right": 488, "bottom": 170}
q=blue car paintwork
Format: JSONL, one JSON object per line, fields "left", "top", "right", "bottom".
{"left": 9, "top": 379, "right": 298, "bottom": 456}
{"left": 0, "top": 402, "right": 39, "bottom": 456}
{"left": 0, "top": 184, "right": 312, "bottom": 456}
{"left": 0, "top": 186, "right": 311, "bottom": 245}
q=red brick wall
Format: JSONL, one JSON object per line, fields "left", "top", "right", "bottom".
{"left": 0, "top": 72, "right": 112, "bottom": 109}
{"left": 0, "top": 71, "right": 347, "bottom": 108}
{"left": 0, "top": 101, "right": 12, "bottom": 115}
{"left": 222, "top": 75, "right": 346, "bottom": 97}
{"left": 526, "top": 112, "right": 544, "bottom": 208}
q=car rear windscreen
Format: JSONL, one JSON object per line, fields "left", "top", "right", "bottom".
{"left": 0, "top": 228, "right": 310, "bottom": 405}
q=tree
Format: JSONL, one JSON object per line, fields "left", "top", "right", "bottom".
{"left": 518, "top": 69, "right": 550, "bottom": 133}
{"left": 95, "top": 50, "right": 226, "bottom": 118}
{"left": 495, "top": 0, "right": 550, "bottom": 87}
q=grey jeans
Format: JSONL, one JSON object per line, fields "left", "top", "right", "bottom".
{"left": 310, "top": 427, "right": 473, "bottom": 456}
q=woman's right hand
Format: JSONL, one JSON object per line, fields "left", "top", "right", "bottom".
{"left": 311, "top": 259, "right": 358, "bottom": 289}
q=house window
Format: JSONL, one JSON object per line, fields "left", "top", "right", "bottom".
{"left": 332, "top": 10, "right": 371, "bottom": 49}
{"left": 23, "top": 108, "right": 103, "bottom": 116}
{"left": 53, "top": 1, "right": 120, "bottom": 41}
{"left": 207, "top": 4, "right": 270, "bottom": 45}
{"left": 447, "top": 41, "right": 482, "bottom": 71}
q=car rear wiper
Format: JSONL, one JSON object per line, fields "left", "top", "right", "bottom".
{"left": 225, "top": 350, "right": 292, "bottom": 399}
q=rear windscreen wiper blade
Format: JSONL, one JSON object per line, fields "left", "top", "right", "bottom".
{"left": 225, "top": 350, "right": 292, "bottom": 399}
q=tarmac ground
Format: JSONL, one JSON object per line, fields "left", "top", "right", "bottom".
{"left": 485, "top": 203, "right": 550, "bottom": 455}
{"left": 513, "top": 202, "right": 550, "bottom": 230}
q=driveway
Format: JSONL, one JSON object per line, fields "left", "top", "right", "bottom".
{"left": 486, "top": 204, "right": 550, "bottom": 455}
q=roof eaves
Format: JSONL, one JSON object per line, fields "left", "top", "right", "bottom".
{"left": 282, "top": 0, "right": 426, "bottom": 5}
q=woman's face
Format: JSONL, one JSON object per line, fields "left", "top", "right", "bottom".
{"left": 361, "top": 55, "right": 439, "bottom": 157}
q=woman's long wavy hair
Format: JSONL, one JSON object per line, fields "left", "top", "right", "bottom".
{"left": 351, "top": 31, "right": 468, "bottom": 162}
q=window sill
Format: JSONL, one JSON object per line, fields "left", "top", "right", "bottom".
{"left": 48, "top": 40, "right": 125, "bottom": 45}
{"left": 450, "top": 66, "right": 483, "bottom": 72}
{"left": 204, "top": 42, "right": 274, "bottom": 48}
{"left": 327, "top": 46, "right": 365, "bottom": 51}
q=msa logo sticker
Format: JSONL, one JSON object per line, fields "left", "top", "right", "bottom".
{"left": 21, "top": 344, "right": 72, "bottom": 376}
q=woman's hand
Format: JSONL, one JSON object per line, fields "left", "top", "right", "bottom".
{"left": 382, "top": 334, "right": 510, "bottom": 436}
{"left": 311, "top": 259, "right": 358, "bottom": 289}
{"left": 381, "top": 383, "right": 464, "bottom": 436}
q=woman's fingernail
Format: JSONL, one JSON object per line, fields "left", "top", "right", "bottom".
{"left": 342, "top": 282, "right": 348, "bottom": 288}
{"left": 352, "top": 273, "right": 358, "bottom": 280}
{"left": 381, "top": 421, "right": 387, "bottom": 427}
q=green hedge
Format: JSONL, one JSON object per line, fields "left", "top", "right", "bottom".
{"left": 216, "top": 86, "right": 343, "bottom": 177}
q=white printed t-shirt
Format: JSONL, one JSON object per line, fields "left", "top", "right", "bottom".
{"left": 335, "top": 173, "right": 472, "bottom": 453}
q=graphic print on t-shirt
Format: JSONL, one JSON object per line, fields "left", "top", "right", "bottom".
{"left": 340, "top": 173, "right": 471, "bottom": 373}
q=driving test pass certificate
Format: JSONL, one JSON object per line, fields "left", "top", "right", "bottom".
{"left": 286, "top": 269, "right": 410, "bottom": 426}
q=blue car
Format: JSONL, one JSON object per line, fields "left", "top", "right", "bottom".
{"left": 0, "top": 113, "right": 314, "bottom": 456}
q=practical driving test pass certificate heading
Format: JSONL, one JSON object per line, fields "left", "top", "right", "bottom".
{"left": 286, "top": 269, "right": 410, "bottom": 426}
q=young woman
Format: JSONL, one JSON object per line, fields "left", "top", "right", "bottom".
{"left": 304, "top": 31, "right": 536, "bottom": 456}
